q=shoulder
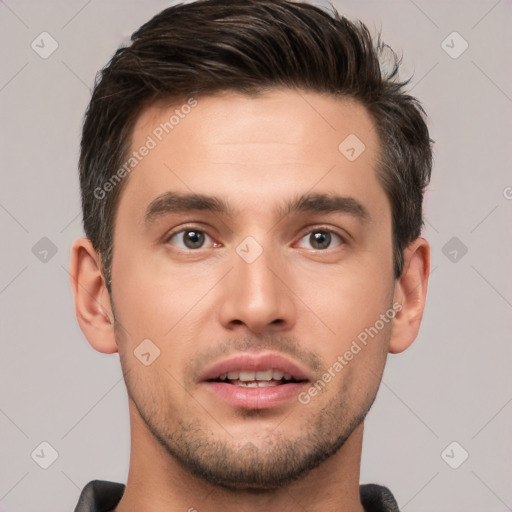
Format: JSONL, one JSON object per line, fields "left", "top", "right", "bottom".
{"left": 360, "top": 483, "right": 400, "bottom": 512}
{"left": 73, "top": 480, "right": 125, "bottom": 512}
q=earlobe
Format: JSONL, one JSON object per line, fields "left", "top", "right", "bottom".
{"left": 389, "top": 237, "right": 430, "bottom": 354}
{"left": 69, "top": 238, "right": 118, "bottom": 354}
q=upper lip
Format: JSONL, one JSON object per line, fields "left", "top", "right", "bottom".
{"left": 199, "top": 352, "right": 311, "bottom": 382}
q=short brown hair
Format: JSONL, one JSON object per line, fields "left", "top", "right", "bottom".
{"left": 79, "top": 0, "right": 433, "bottom": 290}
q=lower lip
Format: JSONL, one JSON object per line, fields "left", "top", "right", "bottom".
{"left": 203, "top": 381, "right": 307, "bottom": 409}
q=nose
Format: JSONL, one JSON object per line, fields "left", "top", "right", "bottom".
{"left": 218, "top": 241, "right": 297, "bottom": 335}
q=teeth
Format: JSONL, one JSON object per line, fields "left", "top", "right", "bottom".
{"left": 234, "top": 381, "right": 280, "bottom": 387}
{"left": 217, "top": 369, "right": 295, "bottom": 382}
{"left": 255, "top": 370, "right": 273, "bottom": 381}
{"left": 239, "top": 371, "right": 256, "bottom": 381}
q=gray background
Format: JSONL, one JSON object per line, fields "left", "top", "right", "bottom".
{"left": 1, "top": 1, "right": 511, "bottom": 511}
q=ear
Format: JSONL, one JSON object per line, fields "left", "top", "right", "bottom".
{"left": 69, "top": 237, "right": 118, "bottom": 354}
{"left": 389, "top": 237, "right": 430, "bottom": 354}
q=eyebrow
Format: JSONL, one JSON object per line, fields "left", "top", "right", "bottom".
{"left": 144, "top": 191, "right": 370, "bottom": 225}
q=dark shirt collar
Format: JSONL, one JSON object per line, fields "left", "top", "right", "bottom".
{"left": 74, "top": 480, "right": 400, "bottom": 512}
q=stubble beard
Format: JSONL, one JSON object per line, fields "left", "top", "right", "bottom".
{"left": 126, "top": 373, "right": 379, "bottom": 492}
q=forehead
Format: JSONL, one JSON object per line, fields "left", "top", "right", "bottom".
{"left": 135, "top": 89, "right": 378, "bottom": 156}
{"left": 118, "top": 89, "right": 387, "bottom": 222}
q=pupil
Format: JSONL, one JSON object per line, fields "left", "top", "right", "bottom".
{"left": 311, "top": 231, "right": 330, "bottom": 249}
{"left": 184, "top": 230, "right": 204, "bottom": 249}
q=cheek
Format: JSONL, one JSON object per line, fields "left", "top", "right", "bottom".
{"left": 294, "top": 257, "right": 393, "bottom": 335}
{"left": 111, "top": 245, "right": 220, "bottom": 350}
{"left": 292, "top": 265, "right": 395, "bottom": 395}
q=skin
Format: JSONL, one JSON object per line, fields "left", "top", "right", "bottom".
{"left": 70, "top": 89, "right": 429, "bottom": 512}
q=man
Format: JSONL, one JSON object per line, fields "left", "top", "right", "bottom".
{"left": 70, "top": 0, "right": 432, "bottom": 510}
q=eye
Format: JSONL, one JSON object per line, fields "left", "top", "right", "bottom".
{"left": 296, "top": 229, "right": 344, "bottom": 250}
{"left": 167, "top": 229, "right": 215, "bottom": 250}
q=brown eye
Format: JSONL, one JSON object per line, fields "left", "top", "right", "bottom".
{"left": 310, "top": 231, "right": 331, "bottom": 249}
{"left": 168, "top": 229, "right": 210, "bottom": 250}
{"left": 296, "top": 229, "right": 343, "bottom": 250}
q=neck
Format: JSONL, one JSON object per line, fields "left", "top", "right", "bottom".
{"left": 114, "top": 401, "right": 366, "bottom": 512}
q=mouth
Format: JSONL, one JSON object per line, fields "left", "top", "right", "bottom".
{"left": 210, "top": 369, "right": 306, "bottom": 387}
{"left": 199, "top": 353, "right": 310, "bottom": 409}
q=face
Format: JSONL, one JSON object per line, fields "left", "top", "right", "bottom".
{"left": 110, "top": 89, "right": 396, "bottom": 490}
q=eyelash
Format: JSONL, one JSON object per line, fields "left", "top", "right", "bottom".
{"left": 164, "top": 225, "right": 346, "bottom": 251}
